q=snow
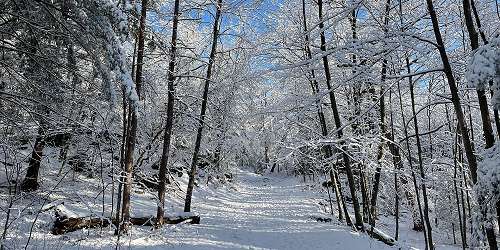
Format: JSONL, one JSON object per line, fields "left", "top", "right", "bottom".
{"left": 467, "top": 44, "right": 497, "bottom": 90}
{"left": 54, "top": 204, "right": 81, "bottom": 218}
{"left": 163, "top": 170, "right": 392, "bottom": 250}
{"left": 467, "top": 35, "right": 500, "bottom": 107}
{"left": 471, "top": 142, "right": 500, "bottom": 245}
{"left": 0, "top": 148, "right": 462, "bottom": 250}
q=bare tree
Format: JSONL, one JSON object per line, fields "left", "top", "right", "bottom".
{"left": 157, "top": 0, "right": 181, "bottom": 226}
{"left": 184, "top": 0, "right": 223, "bottom": 212}
{"left": 118, "top": 0, "right": 147, "bottom": 233}
{"left": 425, "top": 0, "right": 497, "bottom": 247}
{"left": 316, "top": 0, "right": 363, "bottom": 229}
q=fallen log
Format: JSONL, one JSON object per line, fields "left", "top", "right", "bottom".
{"left": 51, "top": 205, "right": 200, "bottom": 235}
{"left": 366, "top": 226, "right": 396, "bottom": 246}
{"left": 309, "top": 215, "right": 332, "bottom": 223}
{"left": 52, "top": 217, "right": 110, "bottom": 235}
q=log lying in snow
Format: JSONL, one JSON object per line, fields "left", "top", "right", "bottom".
{"left": 309, "top": 215, "right": 332, "bottom": 223}
{"left": 128, "top": 214, "right": 201, "bottom": 226}
{"left": 52, "top": 216, "right": 111, "bottom": 235}
{"left": 308, "top": 215, "right": 395, "bottom": 246}
{"left": 366, "top": 226, "right": 396, "bottom": 246}
{"left": 51, "top": 205, "right": 200, "bottom": 235}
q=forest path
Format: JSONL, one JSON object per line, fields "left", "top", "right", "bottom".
{"left": 163, "top": 169, "right": 392, "bottom": 250}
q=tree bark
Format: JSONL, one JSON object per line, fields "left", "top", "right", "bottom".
{"left": 317, "top": 0, "right": 363, "bottom": 229}
{"left": 118, "top": 0, "right": 147, "bottom": 233}
{"left": 301, "top": 0, "right": 345, "bottom": 222}
{"left": 157, "top": 0, "right": 181, "bottom": 227}
{"left": 184, "top": 0, "right": 223, "bottom": 212}
{"left": 425, "top": 0, "right": 497, "bottom": 247}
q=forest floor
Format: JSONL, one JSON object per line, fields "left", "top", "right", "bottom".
{"left": 1, "top": 150, "right": 461, "bottom": 249}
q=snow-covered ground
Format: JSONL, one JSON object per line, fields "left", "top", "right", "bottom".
{"left": 161, "top": 169, "right": 393, "bottom": 250}
{"left": 1, "top": 150, "right": 461, "bottom": 249}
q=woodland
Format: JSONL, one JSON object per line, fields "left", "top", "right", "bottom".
{"left": 0, "top": 0, "right": 499, "bottom": 249}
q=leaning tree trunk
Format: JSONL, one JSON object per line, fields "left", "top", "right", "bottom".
{"left": 425, "top": 0, "right": 497, "bottom": 248}
{"left": 156, "top": 0, "right": 181, "bottom": 227}
{"left": 317, "top": 0, "right": 363, "bottom": 229}
{"left": 118, "top": 0, "right": 147, "bottom": 233}
{"left": 184, "top": 0, "right": 223, "bottom": 212}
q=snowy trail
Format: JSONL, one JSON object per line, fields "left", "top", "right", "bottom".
{"left": 160, "top": 169, "right": 392, "bottom": 250}
{"left": 9, "top": 167, "right": 459, "bottom": 249}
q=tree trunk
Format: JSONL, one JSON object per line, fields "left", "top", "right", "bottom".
{"left": 462, "top": 0, "right": 500, "bottom": 231}
{"left": 22, "top": 130, "right": 45, "bottom": 191}
{"left": 51, "top": 209, "right": 199, "bottom": 235}
{"left": 118, "top": 0, "right": 147, "bottom": 233}
{"left": 397, "top": 77, "right": 427, "bottom": 246}
{"left": 388, "top": 89, "right": 402, "bottom": 241}
{"left": 157, "top": 0, "right": 181, "bottom": 227}
{"left": 301, "top": 0, "right": 344, "bottom": 222}
{"left": 397, "top": 0, "right": 425, "bottom": 234}
{"left": 21, "top": 36, "right": 46, "bottom": 192}
{"left": 369, "top": 0, "right": 391, "bottom": 227}
{"left": 425, "top": 0, "right": 497, "bottom": 247}
{"left": 408, "top": 59, "right": 434, "bottom": 249}
{"left": 462, "top": 0, "right": 495, "bottom": 149}
{"left": 453, "top": 127, "right": 467, "bottom": 249}
{"left": 317, "top": 0, "right": 363, "bottom": 229}
{"left": 184, "top": 0, "right": 223, "bottom": 212}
